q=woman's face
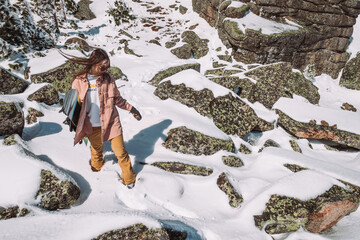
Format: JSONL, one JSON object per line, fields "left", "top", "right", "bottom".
{"left": 90, "top": 59, "right": 110, "bottom": 75}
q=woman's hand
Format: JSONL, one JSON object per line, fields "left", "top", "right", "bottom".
{"left": 130, "top": 107, "right": 142, "bottom": 121}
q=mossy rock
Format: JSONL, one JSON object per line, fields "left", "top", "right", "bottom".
{"left": 27, "top": 84, "right": 59, "bottom": 105}
{"left": 289, "top": 140, "right": 302, "bottom": 153}
{"left": 205, "top": 68, "right": 241, "bottom": 77}
{"left": 340, "top": 52, "right": 360, "bottom": 90}
{"left": 107, "top": 66, "right": 124, "bottom": 80}
{"left": 222, "top": 156, "right": 244, "bottom": 167}
{"left": 154, "top": 80, "right": 214, "bottom": 117}
{"left": 65, "top": 37, "right": 91, "bottom": 52}
{"left": 3, "top": 134, "right": 17, "bottom": 146}
{"left": 212, "top": 61, "right": 227, "bottom": 68}
{"left": 181, "top": 31, "right": 209, "bottom": 59}
{"left": 284, "top": 163, "right": 308, "bottom": 173}
{"left": 217, "top": 172, "right": 243, "bottom": 208}
{"left": 258, "top": 139, "right": 280, "bottom": 152}
{"left": 74, "top": 0, "right": 96, "bottom": 20}
{"left": 92, "top": 223, "right": 170, "bottom": 240}
{"left": 36, "top": 169, "right": 80, "bottom": 211}
{"left": 208, "top": 76, "right": 255, "bottom": 99}
{"left": 0, "top": 66, "right": 29, "bottom": 94}
{"left": 239, "top": 144, "right": 251, "bottom": 154}
{"left": 26, "top": 107, "right": 44, "bottom": 124}
{"left": 170, "top": 44, "right": 193, "bottom": 59}
{"left": 245, "top": 62, "right": 319, "bottom": 109}
{"left": 0, "top": 206, "right": 29, "bottom": 220}
{"left": 149, "top": 63, "right": 201, "bottom": 86}
{"left": 276, "top": 109, "right": 360, "bottom": 150}
{"left": 254, "top": 184, "right": 359, "bottom": 234}
{"left": 0, "top": 101, "right": 24, "bottom": 137}
{"left": 163, "top": 126, "right": 235, "bottom": 156}
{"left": 210, "top": 93, "right": 260, "bottom": 137}
{"left": 151, "top": 161, "right": 213, "bottom": 176}
{"left": 224, "top": 4, "right": 249, "bottom": 18}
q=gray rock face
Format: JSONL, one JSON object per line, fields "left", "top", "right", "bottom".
{"left": 0, "top": 101, "right": 24, "bottom": 137}
{"left": 163, "top": 126, "right": 235, "bottom": 155}
{"left": 74, "top": 0, "right": 96, "bottom": 20}
{"left": 36, "top": 169, "right": 80, "bottom": 211}
{"left": 0, "top": 67, "right": 29, "bottom": 94}
{"left": 192, "top": 0, "right": 360, "bottom": 78}
{"left": 27, "top": 84, "right": 60, "bottom": 105}
{"left": 64, "top": 37, "right": 91, "bottom": 52}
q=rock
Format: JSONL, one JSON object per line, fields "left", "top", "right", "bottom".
{"left": 179, "top": 5, "right": 188, "bottom": 14}
{"left": 239, "top": 144, "right": 252, "bottom": 154}
{"left": 208, "top": 76, "right": 255, "bottom": 99}
{"left": 245, "top": 63, "right": 319, "bottom": 109}
{"left": 107, "top": 66, "right": 124, "bottom": 80}
{"left": 341, "top": 103, "right": 357, "bottom": 112}
{"left": 254, "top": 185, "right": 359, "bottom": 234}
{"left": 149, "top": 39, "right": 161, "bottom": 46}
{"left": 171, "top": 31, "right": 209, "bottom": 59}
{"left": 26, "top": 107, "right": 44, "bottom": 124}
{"left": 0, "top": 101, "right": 24, "bottom": 137}
{"left": 258, "top": 139, "right": 280, "bottom": 152}
{"left": 162, "top": 126, "right": 235, "bottom": 155}
{"left": 36, "top": 169, "right": 80, "bottom": 210}
{"left": 283, "top": 163, "right": 308, "bottom": 173}
{"left": 27, "top": 84, "right": 59, "bottom": 105}
{"left": 93, "top": 223, "right": 171, "bottom": 240}
{"left": 222, "top": 156, "right": 244, "bottom": 168}
{"left": 217, "top": 172, "right": 243, "bottom": 208}
{"left": 0, "top": 206, "right": 29, "bottom": 220}
{"left": 149, "top": 63, "right": 201, "bottom": 86}
{"left": 151, "top": 162, "right": 213, "bottom": 176}
{"left": 289, "top": 140, "right": 302, "bottom": 153}
{"left": 276, "top": 110, "right": 360, "bottom": 150}
{"left": 217, "top": 54, "right": 233, "bottom": 63}
{"left": 321, "top": 120, "right": 329, "bottom": 127}
{"left": 205, "top": 68, "right": 241, "bottom": 77}
{"left": 0, "top": 66, "right": 29, "bottom": 94}
{"left": 210, "top": 93, "right": 270, "bottom": 138}
{"left": 165, "top": 40, "right": 178, "bottom": 48}
{"left": 193, "top": 0, "right": 360, "bottom": 78}
{"left": 65, "top": 37, "right": 91, "bottom": 52}
{"left": 74, "top": 0, "right": 96, "bottom": 20}
{"left": 340, "top": 52, "right": 360, "bottom": 90}
{"left": 3, "top": 134, "right": 17, "bottom": 146}
{"left": 154, "top": 80, "right": 214, "bottom": 117}
{"left": 30, "top": 61, "right": 82, "bottom": 93}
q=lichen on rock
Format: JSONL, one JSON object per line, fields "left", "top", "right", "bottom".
{"left": 0, "top": 101, "right": 24, "bottom": 137}
{"left": 217, "top": 172, "right": 243, "bottom": 208}
{"left": 222, "top": 156, "right": 244, "bottom": 168}
{"left": 162, "top": 126, "right": 235, "bottom": 155}
{"left": 0, "top": 66, "right": 29, "bottom": 94}
{"left": 0, "top": 206, "right": 29, "bottom": 220}
{"left": 289, "top": 140, "right": 302, "bottom": 153}
{"left": 27, "top": 84, "right": 59, "bottom": 106}
{"left": 151, "top": 161, "right": 213, "bottom": 176}
{"left": 36, "top": 169, "right": 80, "bottom": 211}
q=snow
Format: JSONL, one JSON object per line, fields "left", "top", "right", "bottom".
{"left": 1, "top": 0, "right": 360, "bottom": 240}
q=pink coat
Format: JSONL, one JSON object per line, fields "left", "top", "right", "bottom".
{"left": 71, "top": 73, "right": 133, "bottom": 145}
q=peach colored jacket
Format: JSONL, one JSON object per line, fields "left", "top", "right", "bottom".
{"left": 71, "top": 73, "right": 132, "bottom": 145}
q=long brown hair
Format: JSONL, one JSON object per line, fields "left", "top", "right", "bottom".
{"left": 59, "top": 48, "right": 110, "bottom": 81}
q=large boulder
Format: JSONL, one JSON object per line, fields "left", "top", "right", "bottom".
{"left": 193, "top": 0, "right": 360, "bottom": 78}
{"left": 36, "top": 169, "right": 80, "bottom": 211}
{"left": 254, "top": 185, "right": 359, "bottom": 234}
{"left": 149, "top": 63, "right": 201, "bottom": 86}
{"left": 0, "top": 101, "right": 24, "bottom": 137}
{"left": 163, "top": 126, "right": 235, "bottom": 155}
{"left": 27, "top": 84, "right": 59, "bottom": 105}
{"left": 276, "top": 110, "right": 360, "bottom": 150}
{"left": 339, "top": 52, "right": 360, "bottom": 90}
{"left": 0, "top": 67, "right": 29, "bottom": 94}
{"left": 154, "top": 80, "right": 215, "bottom": 117}
{"left": 245, "top": 63, "right": 319, "bottom": 109}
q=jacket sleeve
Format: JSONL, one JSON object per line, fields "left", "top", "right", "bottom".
{"left": 113, "top": 84, "right": 132, "bottom": 111}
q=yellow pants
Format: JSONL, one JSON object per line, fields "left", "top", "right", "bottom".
{"left": 88, "top": 127, "right": 136, "bottom": 185}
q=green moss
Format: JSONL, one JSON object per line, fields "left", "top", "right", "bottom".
{"left": 289, "top": 140, "right": 302, "bottom": 153}
{"left": 222, "top": 156, "right": 244, "bottom": 167}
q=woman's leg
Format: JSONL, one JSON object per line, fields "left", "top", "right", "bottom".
{"left": 87, "top": 127, "right": 104, "bottom": 171}
{"left": 110, "top": 134, "right": 136, "bottom": 185}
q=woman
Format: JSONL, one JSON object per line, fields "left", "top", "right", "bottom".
{"left": 60, "top": 48, "right": 141, "bottom": 189}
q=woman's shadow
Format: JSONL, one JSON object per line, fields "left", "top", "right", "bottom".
{"left": 104, "top": 119, "right": 172, "bottom": 174}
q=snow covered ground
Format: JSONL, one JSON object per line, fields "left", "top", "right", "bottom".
{"left": 1, "top": 0, "right": 360, "bottom": 239}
